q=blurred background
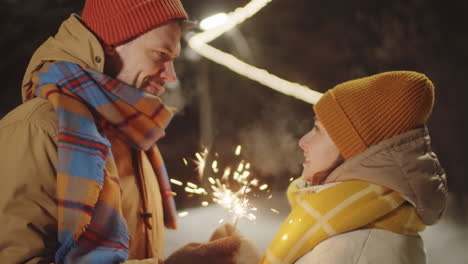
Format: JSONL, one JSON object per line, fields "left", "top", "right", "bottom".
{"left": 1, "top": 0, "right": 467, "bottom": 262}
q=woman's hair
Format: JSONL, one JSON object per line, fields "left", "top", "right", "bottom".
{"left": 312, "top": 154, "right": 345, "bottom": 185}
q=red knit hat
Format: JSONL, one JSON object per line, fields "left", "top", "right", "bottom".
{"left": 82, "top": 0, "right": 188, "bottom": 46}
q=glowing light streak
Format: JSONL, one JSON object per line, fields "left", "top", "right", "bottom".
{"left": 187, "top": 182, "right": 198, "bottom": 189}
{"left": 208, "top": 177, "right": 216, "bottom": 185}
{"left": 259, "top": 184, "right": 268, "bottom": 190}
{"left": 170, "top": 179, "right": 183, "bottom": 186}
{"left": 250, "top": 179, "right": 259, "bottom": 186}
{"left": 235, "top": 145, "right": 242, "bottom": 156}
{"left": 237, "top": 161, "right": 245, "bottom": 172}
{"left": 185, "top": 186, "right": 207, "bottom": 195}
{"left": 188, "top": 0, "right": 323, "bottom": 105}
{"left": 182, "top": 158, "right": 188, "bottom": 166}
{"left": 178, "top": 212, "right": 189, "bottom": 217}
{"left": 222, "top": 167, "right": 231, "bottom": 180}
{"left": 185, "top": 187, "right": 196, "bottom": 193}
{"left": 193, "top": 148, "right": 209, "bottom": 177}
{"left": 200, "top": 13, "right": 228, "bottom": 30}
{"left": 233, "top": 172, "right": 239, "bottom": 181}
{"left": 271, "top": 208, "right": 280, "bottom": 214}
{"left": 212, "top": 160, "right": 219, "bottom": 173}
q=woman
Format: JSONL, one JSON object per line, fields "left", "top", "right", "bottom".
{"left": 261, "top": 71, "right": 447, "bottom": 264}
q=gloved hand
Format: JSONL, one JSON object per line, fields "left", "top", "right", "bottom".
{"left": 165, "top": 223, "right": 261, "bottom": 264}
{"left": 164, "top": 234, "right": 241, "bottom": 264}
{"left": 211, "top": 223, "right": 262, "bottom": 264}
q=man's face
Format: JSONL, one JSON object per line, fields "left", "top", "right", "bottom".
{"left": 111, "top": 21, "right": 182, "bottom": 96}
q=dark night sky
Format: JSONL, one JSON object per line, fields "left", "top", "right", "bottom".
{"left": 1, "top": 0, "right": 468, "bottom": 205}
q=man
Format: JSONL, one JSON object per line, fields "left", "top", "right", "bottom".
{"left": 0, "top": 0, "right": 250, "bottom": 263}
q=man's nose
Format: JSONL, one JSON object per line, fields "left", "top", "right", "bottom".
{"left": 160, "top": 61, "right": 177, "bottom": 82}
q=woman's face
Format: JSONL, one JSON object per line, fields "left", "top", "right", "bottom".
{"left": 298, "top": 118, "right": 342, "bottom": 184}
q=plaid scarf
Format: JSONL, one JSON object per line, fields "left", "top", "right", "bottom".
{"left": 31, "top": 61, "right": 177, "bottom": 263}
{"left": 261, "top": 179, "right": 425, "bottom": 264}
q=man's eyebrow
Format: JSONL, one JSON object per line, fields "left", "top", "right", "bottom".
{"left": 161, "top": 46, "right": 180, "bottom": 58}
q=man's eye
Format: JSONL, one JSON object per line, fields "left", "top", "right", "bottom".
{"left": 153, "top": 51, "right": 165, "bottom": 58}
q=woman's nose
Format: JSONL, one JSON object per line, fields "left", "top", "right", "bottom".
{"left": 299, "top": 134, "right": 307, "bottom": 150}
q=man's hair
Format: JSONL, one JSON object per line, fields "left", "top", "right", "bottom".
{"left": 177, "top": 19, "right": 198, "bottom": 33}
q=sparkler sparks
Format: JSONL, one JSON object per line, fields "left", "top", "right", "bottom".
{"left": 271, "top": 208, "right": 280, "bottom": 214}
{"left": 178, "top": 212, "right": 189, "bottom": 218}
{"left": 235, "top": 145, "right": 242, "bottom": 156}
{"left": 170, "top": 179, "right": 183, "bottom": 186}
{"left": 193, "top": 148, "right": 209, "bottom": 177}
{"left": 222, "top": 167, "right": 231, "bottom": 180}
{"left": 212, "top": 160, "right": 219, "bottom": 173}
{"left": 178, "top": 144, "right": 272, "bottom": 225}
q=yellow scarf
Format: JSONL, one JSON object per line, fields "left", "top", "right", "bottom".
{"left": 261, "top": 179, "right": 425, "bottom": 264}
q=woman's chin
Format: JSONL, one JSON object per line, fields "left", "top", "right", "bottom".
{"left": 300, "top": 171, "right": 314, "bottom": 183}
{"left": 301, "top": 170, "right": 329, "bottom": 186}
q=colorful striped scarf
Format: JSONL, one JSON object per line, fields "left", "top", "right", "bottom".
{"left": 261, "top": 179, "right": 425, "bottom": 264}
{"left": 30, "top": 61, "right": 177, "bottom": 263}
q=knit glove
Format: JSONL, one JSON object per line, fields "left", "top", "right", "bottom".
{"left": 164, "top": 228, "right": 241, "bottom": 264}
{"left": 210, "top": 223, "right": 262, "bottom": 264}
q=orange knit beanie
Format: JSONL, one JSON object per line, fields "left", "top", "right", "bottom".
{"left": 314, "top": 71, "right": 435, "bottom": 159}
{"left": 82, "top": 0, "right": 188, "bottom": 46}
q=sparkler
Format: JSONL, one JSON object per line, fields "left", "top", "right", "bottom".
{"left": 211, "top": 181, "right": 256, "bottom": 226}
{"left": 176, "top": 145, "right": 272, "bottom": 226}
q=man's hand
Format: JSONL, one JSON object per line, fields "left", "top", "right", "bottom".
{"left": 165, "top": 223, "right": 261, "bottom": 264}
{"left": 213, "top": 223, "right": 262, "bottom": 264}
{"left": 164, "top": 235, "right": 241, "bottom": 264}
{"left": 210, "top": 222, "right": 238, "bottom": 241}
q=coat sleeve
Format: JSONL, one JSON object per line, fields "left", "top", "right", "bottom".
{"left": 0, "top": 101, "right": 59, "bottom": 264}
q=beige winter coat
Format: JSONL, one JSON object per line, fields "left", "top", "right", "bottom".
{"left": 296, "top": 127, "right": 447, "bottom": 263}
{"left": 0, "top": 14, "right": 168, "bottom": 263}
